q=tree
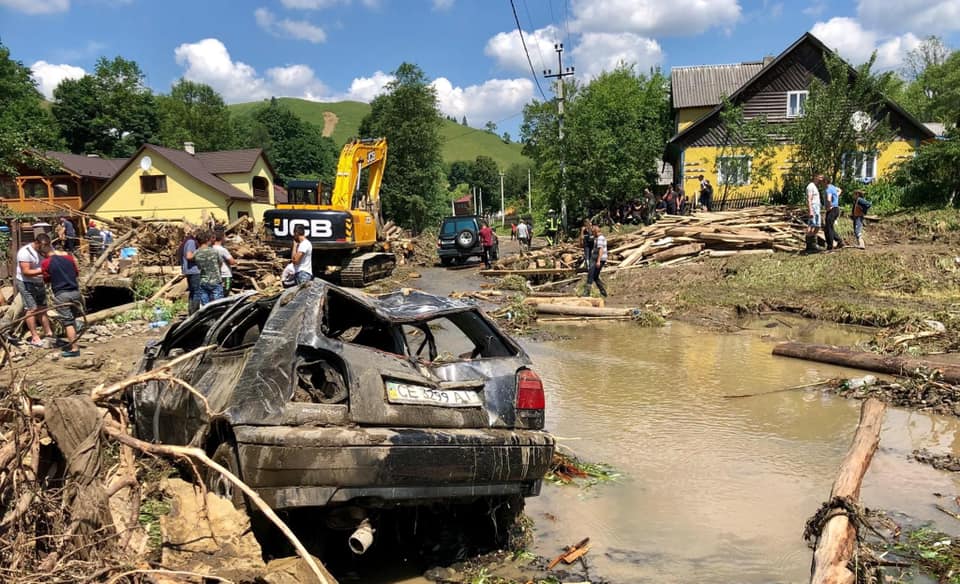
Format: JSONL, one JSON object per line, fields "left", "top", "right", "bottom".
{"left": 484, "top": 121, "right": 498, "bottom": 133}
{"left": 503, "top": 162, "right": 531, "bottom": 205}
{"left": 447, "top": 160, "right": 471, "bottom": 189}
{"left": 895, "top": 37, "right": 958, "bottom": 124}
{"left": 157, "top": 79, "right": 235, "bottom": 152}
{"left": 895, "top": 127, "right": 960, "bottom": 208}
{"left": 519, "top": 91, "right": 565, "bottom": 214}
{"left": 0, "top": 42, "right": 61, "bottom": 175}
{"left": 238, "top": 98, "right": 337, "bottom": 181}
{"left": 358, "top": 63, "right": 445, "bottom": 231}
{"left": 903, "top": 36, "right": 950, "bottom": 81}
{"left": 788, "top": 52, "right": 896, "bottom": 187}
{"left": 52, "top": 56, "right": 158, "bottom": 157}
{"left": 713, "top": 98, "right": 777, "bottom": 208}
{"left": 461, "top": 115, "right": 468, "bottom": 126}
{"left": 469, "top": 155, "right": 500, "bottom": 211}
{"left": 501, "top": 132, "right": 511, "bottom": 144}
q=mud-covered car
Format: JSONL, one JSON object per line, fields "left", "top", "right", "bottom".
{"left": 128, "top": 281, "right": 554, "bottom": 543}
{"left": 437, "top": 215, "right": 499, "bottom": 266}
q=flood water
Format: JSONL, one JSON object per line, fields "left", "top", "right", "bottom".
{"left": 523, "top": 317, "right": 960, "bottom": 583}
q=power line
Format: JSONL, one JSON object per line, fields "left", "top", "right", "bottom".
{"left": 520, "top": 0, "right": 547, "bottom": 74}
{"left": 562, "top": 0, "right": 572, "bottom": 52}
{"left": 509, "top": 0, "right": 549, "bottom": 101}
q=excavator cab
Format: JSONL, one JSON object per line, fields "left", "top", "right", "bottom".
{"left": 263, "top": 138, "right": 395, "bottom": 287}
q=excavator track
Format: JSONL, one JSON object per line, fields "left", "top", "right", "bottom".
{"left": 340, "top": 252, "right": 397, "bottom": 287}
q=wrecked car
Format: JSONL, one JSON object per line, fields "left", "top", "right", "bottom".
{"left": 128, "top": 281, "right": 555, "bottom": 551}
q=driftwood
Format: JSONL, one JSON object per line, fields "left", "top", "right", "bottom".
{"left": 84, "top": 301, "right": 141, "bottom": 325}
{"left": 772, "top": 342, "right": 960, "bottom": 384}
{"left": 809, "top": 398, "right": 886, "bottom": 584}
{"left": 522, "top": 296, "right": 605, "bottom": 308}
{"left": 533, "top": 304, "right": 637, "bottom": 317}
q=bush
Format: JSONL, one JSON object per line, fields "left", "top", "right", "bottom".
{"left": 861, "top": 180, "right": 905, "bottom": 215}
{"left": 894, "top": 131, "right": 960, "bottom": 208}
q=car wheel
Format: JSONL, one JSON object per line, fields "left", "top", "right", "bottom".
{"left": 207, "top": 442, "right": 245, "bottom": 509}
{"left": 440, "top": 257, "right": 453, "bottom": 267}
{"left": 455, "top": 229, "right": 476, "bottom": 250}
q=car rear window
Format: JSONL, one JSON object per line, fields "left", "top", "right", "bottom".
{"left": 401, "top": 311, "right": 517, "bottom": 362}
{"left": 440, "top": 218, "right": 476, "bottom": 236}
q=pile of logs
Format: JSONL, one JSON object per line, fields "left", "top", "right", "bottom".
{"left": 379, "top": 220, "right": 417, "bottom": 265}
{"left": 482, "top": 206, "right": 809, "bottom": 280}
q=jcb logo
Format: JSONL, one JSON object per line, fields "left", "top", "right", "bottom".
{"left": 273, "top": 218, "right": 333, "bottom": 238}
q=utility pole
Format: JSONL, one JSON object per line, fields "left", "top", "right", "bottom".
{"left": 499, "top": 171, "right": 505, "bottom": 228}
{"left": 479, "top": 187, "right": 483, "bottom": 218}
{"left": 544, "top": 43, "right": 574, "bottom": 233}
{"left": 472, "top": 186, "right": 476, "bottom": 215}
{"left": 527, "top": 167, "right": 532, "bottom": 215}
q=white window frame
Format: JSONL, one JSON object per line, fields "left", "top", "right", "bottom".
{"left": 717, "top": 156, "right": 752, "bottom": 186}
{"left": 841, "top": 151, "right": 878, "bottom": 183}
{"left": 786, "top": 90, "right": 809, "bottom": 118}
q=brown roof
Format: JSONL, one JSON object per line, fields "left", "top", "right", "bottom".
{"left": 44, "top": 151, "right": 127, "bottom": 179}
{"left": 143, "top": 145, "right": 253, "bottom": 200}
{"left": 195, "top": 149, "right": 264, "bottom": 174}
{"left": 671, "top": 61, "right": 766, "bottom": 109}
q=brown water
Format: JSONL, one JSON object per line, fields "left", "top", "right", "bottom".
{"left": 523, "top": 317, "right": 960, "bottom": 583}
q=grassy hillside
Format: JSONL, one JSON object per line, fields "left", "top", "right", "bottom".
{"left": 229, "top": 97, "right": 528, "bottom": 168}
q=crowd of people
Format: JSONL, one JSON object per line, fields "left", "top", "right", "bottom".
{"left": 178, "top": 226, "right": 238, "bottom": 314}
{"left": 804, "top": 172, "right": 870, "bottom": 253}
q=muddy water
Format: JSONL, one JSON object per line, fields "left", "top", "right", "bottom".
{"left": 523, "top": 318, "right": 960, "bottom": 583}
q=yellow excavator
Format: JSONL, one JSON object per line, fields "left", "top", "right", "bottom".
{"left": 263, "top": 138, "right": 395, "bottom": 287}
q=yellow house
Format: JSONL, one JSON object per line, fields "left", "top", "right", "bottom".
{"left": 666, "top": 32, "right": 935, "bottom": 205}
{"left": 83, "top": 143, "right": 277, "bottom": 223}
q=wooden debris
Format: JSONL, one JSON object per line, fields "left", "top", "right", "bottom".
{"left": 772, "top": 342, "right": 960, "bottom": 384}
{"left": 522, "top": 296, "right": 605, "bottom": 308}
{"left": 548, "top": 538, "right": 591, "bottom": 570}
{"left": 533, "top": 304, "right": 637, "bottom": 318}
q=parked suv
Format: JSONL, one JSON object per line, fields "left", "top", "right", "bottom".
{"left": 437, "top": 216, "right": 498, "bottom": 266}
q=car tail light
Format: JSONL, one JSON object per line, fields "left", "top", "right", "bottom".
{"left": 516, "top": 369, "right": 545, "bottom": 410}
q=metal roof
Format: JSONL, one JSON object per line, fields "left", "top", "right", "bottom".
{"left": 671, "top": 62, "right": 766, "bottom": 109}
{"left": 43, "top": 151, "right": 127, "bottom": 179}
{"left": 195, "top": 149, "right": 264, "bottom": 174}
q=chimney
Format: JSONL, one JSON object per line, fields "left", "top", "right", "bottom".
{"left": 762, "top": 55, "right": 775, "bottom": 67}
{"left": 184, "top": 142, "right": 195, "bottom": 155}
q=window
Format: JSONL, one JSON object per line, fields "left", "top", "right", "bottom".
{"left": 23, "top": 180, "right": 48, "bottom": 198}
{"left": 842, "top": 152, "right": 878, "bottom": 183}
{"left": 717, "top": 156, "right": 751, "bottom": 186}
{"left": 140, "top": 175, "right": 167, "bottom": 193}
{"left": 787, "top": 91, "right": 808, "bottom": 117}
{"left": 0, "top": 178, "right": 16, "bottom": 199}
{"left": 440, "top": 218, "right": 477, "bottom": 236}
{"left": 252, "top": 176, "right": 269, "bottom": 203}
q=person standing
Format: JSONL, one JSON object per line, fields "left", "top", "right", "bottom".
{"left": 516, "top": 218, "right": 530, "bottom": 254}
{"left": 544, "top": 210, "right": 559, "bottom": 246}
{"left": 193, "top": 230, "right": 224, "bottom": 306}
{"left": 852, "top": 190, "right": 871, "bottom": 249}
{"left": 213, "top": 230, "right": 237, "bottom": 294}
{"left": 510, "top": 222, "right": 517, "bottom": 241}
{"left": 579, "top": 219, "right": 594, "bottom": 271}
{"left": 664, "top": 185, "right": 678, "bottom": 215}
{"left": 698, "top": 175, "right": 714, "bottom": 212}
{"left": 583, "top": 225, "right": 608, "bottom": 297}
{"left": 41, "top": 245, "right": 82, "bottom": 357}
{"left": 478, "top": 221, "right": 495, "bottom": 269}
{"left": 86, "top": 220, "right": 103, "bottom": 262}
{"left": 805, "top": 173, "right": 825, "bottom": 253}
{"left": 15, "top": 233, "right": 54, "bottom": 347}
{"left": 179, "top": 228, "right": 201, "bottom": 314}
{"left": 823, "top": 182, "right": 844, "bottom": 251}
{"left": 59, "top": 216, "right": 78, "bottom": 252}
{"left": 291, "top": 225, "right": 313, "bottom": 284}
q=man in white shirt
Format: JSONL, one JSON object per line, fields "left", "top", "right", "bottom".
{"left": 213, "top": 230, "right": 237, "bottom": 294}
{"left": 290, "top": 225, "right": 313, "bottom": 284}
{"left": 583, "top": 225, "right": 608, "bottom": 297}
{"left": 516, "top": 219, "right": 530, "bottom": 254}
{"left": 805, "top": 173, "right": 825, "bottom": 254}
{"left": 15, "top": 233, "right": 54, "bottom": 346}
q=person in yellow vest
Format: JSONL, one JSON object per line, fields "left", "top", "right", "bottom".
{"left": 544, "top": 210, "right": 559, "bottom": 246}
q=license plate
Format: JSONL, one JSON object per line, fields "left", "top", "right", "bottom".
{"left": 385, "top": 380, "right": 482, "bottom": 407}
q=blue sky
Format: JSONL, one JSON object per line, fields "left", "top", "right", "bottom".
{"left": 1, "top": 0, "right": 958, "bottom": 136}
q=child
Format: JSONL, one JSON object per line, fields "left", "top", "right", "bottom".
{"left": 851, "top": 190, "right": 871, "bottom": 249}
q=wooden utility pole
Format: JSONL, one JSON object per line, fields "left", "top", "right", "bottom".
{"left": 500, "top": 170, "right": 505, "bottom": 228}
{"left": 527, "top": 167, "right": 533, "bottom": 215}
{"left": 544, "top": 43, "right": 574, "bottom": 231}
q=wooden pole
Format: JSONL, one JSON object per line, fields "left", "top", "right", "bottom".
{"left": 809, "top": 398, "right": 886, "bottom": 584}
{"left": 773, "top": 342, "right": 960, "bottom": 384}
{"left": 533, "top": 304, "right": 637, "bottom": 317}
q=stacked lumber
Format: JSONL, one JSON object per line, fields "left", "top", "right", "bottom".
{"left": 379, "top": 220, "right": 418, "bottom": 265}
{"left": 485, "top": 206, "right": 807, "bottom": 279}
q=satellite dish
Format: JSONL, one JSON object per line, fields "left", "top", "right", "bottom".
{"left": 851, "top": 111, "right": 871, "bottom": 133}
{"left": 140, "top": 156, "right": 152, "bottom": 171}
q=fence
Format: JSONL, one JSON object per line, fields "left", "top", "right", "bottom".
{"left": 714, "top": 193, "right": 773, "bottom": 211}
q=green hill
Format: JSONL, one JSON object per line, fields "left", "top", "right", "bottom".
{"left": 229, "top": 97, "right": 528, "bottom": 169}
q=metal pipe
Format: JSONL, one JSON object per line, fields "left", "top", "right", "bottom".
{"left": 348, "top": 518, "right": 375, "bottom": 555}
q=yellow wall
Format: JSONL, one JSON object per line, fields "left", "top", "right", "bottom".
{"left": 218, "top": 157, "right": 274, "bottom": 203}
{"left": 86, "top": 155, "right": 245, "bottom": 223}
{"left": 680, "top": 139, "right": 916, "bottom": 201}
{"left": 677, "top": 107, "right": 714, "bottom": 132}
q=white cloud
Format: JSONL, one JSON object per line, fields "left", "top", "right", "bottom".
{"left": 280, "top": 0, "right": 379, "bottom": 9}
{"left": 30, "top": 61, "right": 86, "bottom": 99}
{"left": 570, "top": 0, "right": 741, "bottom": 36}
{"left": 431, "top": 78, "right": 534, "bottom": 128}
{"left": 811, "top": 17, "right": 920, "bottom": 69}
{"left": 857, "top": 0, "right": 960, "bottom": 35}
{"left": 571, "top": 32, "right": 663, "bottom": 80}
{"left": 803, "top": 0, "right": 827, "bottom": 17}
{"left": 174, "top": 39, "right": 270, "bottom": 102}
{"left": 433, "top": 0, "right": 454, "bottom": 9}
{"left": 484, "top": 25, "right": 561, "bottom": 74}
{"left": 266, "top": 64, "right": 329, "bottom": 99}
{"left": 338, "top": 71, "right": 394, "bottom": 102}
{"left": 255, "top": 7, "right": 326, "bottom": 43}
{"left": 0, "top": 0, "right": 68, "bottom": 14}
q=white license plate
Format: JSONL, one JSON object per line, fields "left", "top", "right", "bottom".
{"left": 385, "top": 380, "right": 482, "bottom": 408}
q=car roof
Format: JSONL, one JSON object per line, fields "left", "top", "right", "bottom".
{"left": 331, "top": 285, "right": 478, "bottom": 323}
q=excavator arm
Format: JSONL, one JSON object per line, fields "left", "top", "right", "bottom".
{"left": 330, "top": 138, "right": 388, "bottom": 214}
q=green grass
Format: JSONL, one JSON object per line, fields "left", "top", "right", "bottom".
{"left": 229, "top": 98, "right": 528, "bottom": 168}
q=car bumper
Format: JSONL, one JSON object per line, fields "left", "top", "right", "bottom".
{"left": 438, "top": 246, "right": 483, "bottom": 258}
{"left": 233, "top": 425, "right": 555, "bottom": 509}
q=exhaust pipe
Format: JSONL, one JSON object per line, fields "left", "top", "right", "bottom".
{"left": 348, "top": 518, "right": 375, "bottom": 555}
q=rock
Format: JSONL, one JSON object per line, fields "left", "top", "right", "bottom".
{"left": 262, "top": 554, "right": 338, "bottom": 584}
{"left": 159, "top": 478, "right": 266, "bottom": 581}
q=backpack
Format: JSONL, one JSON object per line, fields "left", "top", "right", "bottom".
{"left": 856, "top": 197, "right": 873, "bottom": 213}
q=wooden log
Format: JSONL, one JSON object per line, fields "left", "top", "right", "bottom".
{"left": 533, "top": 304, "right": 637, "bottom": 317}
{"left": 83, "top": 229, "right": 138, "bottom": 288}
{"left": 649, "top": 243, "right": 704, "bottom": 263}
{"left": 809, "top": 398, "right": 886, "bottom": 584}
{"left": 523, "top": 296, "right": 605, "bottom": 308}
{"left": 705, "top": 249, "right": 775, "bottom": 258}
{"left": 224, "top": 215, "right": 250, "bottom": 234}
{"left": 480, "top": 268, "right": 576, "bottom": 277}
{"left": 148, "top": 275, "right": 184, "bottom": 303}
{"left": 84, "top": 301, "right": 141, "bottom": 325}
{"left": 772, "top": 342, "right": 960, "bottom": 384}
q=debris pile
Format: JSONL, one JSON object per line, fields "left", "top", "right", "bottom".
{"left": 831, "top": 370, "right": 960, "bottom": 416}
{"left": 484, "top": 206, "right": 808, "bottom": 280}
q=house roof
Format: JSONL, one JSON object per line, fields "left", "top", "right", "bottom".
{"left": 671, "top": 61, "right": 766, "bottom": 109}
{"left": 196, "top": 149, "right": 266, "bottom": 174}
{"left": 43, "top": 151, "right": 127, "bottom": 179}
{"left": 668, "top": 32, "right": 936, "bottom": 147}
{"left": 454, "top": 194, "right": 472, "bottom": 204}
{"left": 924, "top": 122, "right": 947, "bottom": 137}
